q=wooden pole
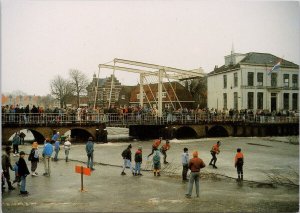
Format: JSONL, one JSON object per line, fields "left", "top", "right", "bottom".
{"left": 81, "top": 166, "right": 83, "bottom": 191}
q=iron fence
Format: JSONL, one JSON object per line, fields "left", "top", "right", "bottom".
{"left": 1, "top": 113, "right": 299, "bottom": 126}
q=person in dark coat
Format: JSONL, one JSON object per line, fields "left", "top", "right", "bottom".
{"left": 134, "top": 146, "right": 143, "bottom": 176}
{"left": 18, "top": 151, "right": 30, "bottom": 195}
{"left": 121, "top": 144, "right": 133, "bottom": 175}
{"left": 2, "top": 146, "right": 15, "bottom": 191}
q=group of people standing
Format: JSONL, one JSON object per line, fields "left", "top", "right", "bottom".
{"left": 2, "top": 134, "right": 244, "bottom": 199}
{"left": 181, "top": 141, "right": 244, "bottom": 198}
{"left": 120, "top": 137, "right": 171, "bottom": 177}
{"left": 2, "top": 134, "right": 72, "bottom": 196}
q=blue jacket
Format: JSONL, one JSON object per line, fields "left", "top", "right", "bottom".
{"left": 12, "top": 135, "right": 20, "bottom": 145}
{"left": 43, "top": 143, "right": 53, "bottom": 156}
{"left": 52, "top": 134, "right": 59, "bottom": 141}
{"left": 86, "top": 141, "right": 94, "bottom": 156}
{"left": 54, "top": 141, "right": 60, "bottom": 151}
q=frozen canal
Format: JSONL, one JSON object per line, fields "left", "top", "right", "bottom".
{"left": 2, "top": 129, "right": 299, "bottom": 212}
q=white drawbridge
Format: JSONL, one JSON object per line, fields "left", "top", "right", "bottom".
{"left": 95, "top": 58, "right": 204, "bottom": 117}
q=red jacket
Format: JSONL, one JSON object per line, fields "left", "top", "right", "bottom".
{"left": 235, "top": 152, "right": 244, "bottom": 166}
{"left": 152, "top": 139, "right": 161, "bottom": 148}
{"left": 188, "top": 157, "right": 205, "bottom": 172}
{"left": 211, "top": 144, "right": 220, "bottom": 154}
{"left": 161, "top": 143, "right": 170, "bottom": 151}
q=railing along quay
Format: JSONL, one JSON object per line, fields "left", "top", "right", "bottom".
{"left": 1, "top": 113, "right": 299, "bottom": 126}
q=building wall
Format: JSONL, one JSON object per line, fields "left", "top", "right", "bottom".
{"left": 208, "top": 64, "right": 299, "bottom": 111}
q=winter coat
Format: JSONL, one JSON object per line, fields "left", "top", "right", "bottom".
{"left": 86, "top": 141, "right": 94, "bottom": 156}
{"left": 122, "top": 148, "right": 132, "bottom": 161}
{"left": 18, "top": 157, "right": 30, "bottom": 177}
{"left": 28, "top": 148, "right": 39, "bottom": 162}
{"left": 134, "top": 150, "right": 142, "bottom": 163}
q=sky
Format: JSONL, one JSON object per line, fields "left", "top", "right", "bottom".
{"left": 1, "top": 0, "right": 299, "bottom": 96}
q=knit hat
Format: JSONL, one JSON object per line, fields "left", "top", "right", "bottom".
{"left": 192, "top": 151, "right": 198, "bottom": 157}
{"left": 32, "top": 142, "right": 38, "bottom": 148}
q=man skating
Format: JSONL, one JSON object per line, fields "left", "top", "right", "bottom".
{"left": 209, "top": 141, "right": 221, "bottom": 168}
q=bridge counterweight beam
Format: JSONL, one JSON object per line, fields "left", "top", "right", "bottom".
{"left": 158, "top": 69, "right": 163, "bottom": 117}
{"left": 139, "top": 73, "right": 144, "bottom": 107}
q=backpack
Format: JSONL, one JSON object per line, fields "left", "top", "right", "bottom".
{"left": 121, "top": 149, "right": 127, "bottom": 158}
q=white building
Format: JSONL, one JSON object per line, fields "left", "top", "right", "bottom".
{"left": 207, "top": 52, "right": 299, "bottom": 112}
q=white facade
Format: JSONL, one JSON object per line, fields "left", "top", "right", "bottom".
{"left": 208, "top": 53, "right": 299, "bottom": 112}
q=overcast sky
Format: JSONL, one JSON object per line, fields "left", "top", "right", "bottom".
{"left": 1, "top": 0, "right": 299, "bottom": 96}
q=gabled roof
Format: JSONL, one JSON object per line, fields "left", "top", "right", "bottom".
{"left": 240, "top": 52, "right": 298, "bottom": 67}
{"left": 209, "top": 52, "right": 299, "bottom": 75}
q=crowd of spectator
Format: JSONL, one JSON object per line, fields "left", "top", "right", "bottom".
{"left": 1, "top": 104, "right": 299, "bottom": 125}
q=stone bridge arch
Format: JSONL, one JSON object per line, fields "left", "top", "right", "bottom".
{"left": 169, "top": 124, "right": 233, "bottom": 138}
{"left": 175, "top": 126, "right": 198, "bottom": 139}
{"left": 2, "top": 126, "right": 98, "bottom": 145}
{"left": 207, "top": 125, "right": 230, "bottom": 137}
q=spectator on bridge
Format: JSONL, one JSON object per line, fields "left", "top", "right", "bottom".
{"left": 181, "top": 147, "right": 189, "bottom": 182}
{"left": 234, "top": 148, "right": 244, "bottom": 182}
{"left": 147, "top": 137, "right": 162, "bottom": 158}
{"left": 134, "top": 146, "right": 143, "bottom": 176}
{"left": 209, "top": 141, "right": 221, "bottom": 169}
{"left": 86, "top": 137, "right": 95, "bottom": 171}
{"left": 64, "top": 138, "right": 72, "bottom": 162}
{"left": 2, "top": 146, "right": 15, "bottom": 191}
{"left": 28, "top": 142, "right": 39, "bottom": 176}
{"left": 42, "top": 139, "right": 53, "bottom": 176}
{"left": 121, "top": 144, "right": 133, "bottom": 175}
{"left": 18, "top": 151, "right": 30, "bottom": 195}
{"left": 54, "top": 140, "right": 61, "bottom": 161}
{"left": 185, "top": 151, "right": 206, "bottom": 198}
{"left": 12, "top": 132, "right": 21, "bottom": 156}
{"left": 160, "top": 140, "right": 171, "bottom": 164}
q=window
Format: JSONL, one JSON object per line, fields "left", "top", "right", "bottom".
{"left": 283, "top": 93, "right": 289, "bottom": 110}
{"left": 223, "top": 75, "right": 227, "bottom": 88}
{"left": 234, "top": 73, "right": 238, "bottom": 87}
{"left": 248, "top": 72, "right": 254, "bottom": 86}
{"left": 247, "top": 92, "right": 254, "bottom": 109}
{"left": 292, "top": 74, "right": 298, "bottom": 88}
{"left": 234, "top": 92, "right": 238, "bottom": 109}
{"left": 292, "top": 93, "right": 298, "bottom": 110}
{"left": 283, "top": 74, "right": 289, "bottom": 87}
{"left": 257, "top": 73, "right": 263, "bottom": 86}
{"left": 271, "top": 73, "right": 277, "bottom": 87}
{"left": 257, "top": 92, "right": 263, "bottom": 109}
{"left": 223, "top": 93, "right": 227, "bottom": 110}
{"left": 121, "top": 95, "right": 125, "bottom": 100}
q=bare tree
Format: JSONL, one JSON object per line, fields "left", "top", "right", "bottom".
{"left": 50, "top": 75, "right": 74, "bottom": 108}
{"left": 69, "top": 69, "right": 89, "bottom": 108}
{"left": 190, "top": 76, "right": 207, "bottom": 108}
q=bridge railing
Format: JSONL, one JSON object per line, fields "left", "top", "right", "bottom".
{"left": 1, "top": 113, "right": 299, "bottom": 126}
